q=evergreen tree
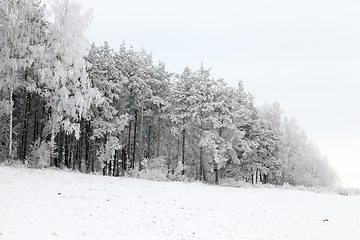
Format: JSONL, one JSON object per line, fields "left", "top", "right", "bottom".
{"left": 86, "top": 42, "right": 128, "bottom": 174}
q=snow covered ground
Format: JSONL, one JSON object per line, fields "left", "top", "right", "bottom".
{"left": 0, "top": 166, "right": 359, "bottom": 240}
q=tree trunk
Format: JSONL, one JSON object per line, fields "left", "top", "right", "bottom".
{"left": 214, "top": 163, "right": 219, "bottom": 185}
{"left": 114, "top": 150, "right": 118, "bottom": 177}
{"left": 103, "top": 161, "right": 107, "bottom": 176}
{"left": 215, "top": 110, "right": 222, "bottom": 185}
{"left": 40, "top": 102, "right": 45, "bottom": 141}
{"left": 255, "top": 169, "right": 258, "bottom": 184}
{"left": 263, "top": 173, "right": 267, "bottom": 184}
{"left": 85, "top": 121, "right": 91, "bottom": 173}
{"left": 200, "top": 145, "right": 206, "bottom": 181}
{"left": 8, "top": 69, "right": 14, "bottom": 159}
{"left": 19, "top": 67, "right": 28, "bottom": 161}
{"left": 157, "top": 116, "right": 161, "bottom": 158}
{"left": 177, "top": 137, "right": 180, "bottom": 163}
{"left": 127, "top": 118, "right": 132, "bottom": 170}
{"left": 64, "top": 134, "right": 69, "bottom": 168}
{"left": 33, "top": 106, "right": 37, "bottom": 142}
{"left": 57, "top": 130, "right": 64, "bottom": 167}
{"left": 108, "top": 158, "right": 112, "bottom": 176}
{"left": 50, "top": 110, "right": 56, "bottom": 167}
{"left": 147, "top": 124, "right": 151, "bottom": 159}
{"left": 8, "top": 23, "right": 17, "bottom": 160}
{"left": 72, "top": 134, "right": 77, "bottom": 171}
{"left": 182, "top": 118, "right": 186, "bottom": 175}
{"left": 199, "top": 115, "right": 206, "bottom": 182}
{"left": 103, "top": 133, "right": 108, "bottom": 175}
{"left": 167, "top": 129, "right": 172, "bottom": 174}
{"left": 78, "top": 119, "right": 84, "bottom": 172}
{"left": 132, "top": 110, "right": 137, "bottom": 169}
{"left": 91, "top": 140, "right": 95, "bottom": 173}
{"left": 139, "top": 98, "right": 144, "bottom": 171}
{"left": 115, "top": 102, "right": 121, "bottom": 176}
{"left": 23, "top": 93, "right": 30, "bottom": 161}
{"left": 122, "top": 148, "right": 126, "bottom": 173}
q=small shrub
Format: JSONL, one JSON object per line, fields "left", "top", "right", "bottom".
{"left": 168, "top": 161, "right": 186, "bottom": 181}
{"left": 26, "top": 140, "right": 51, "bottom": 168}
{"left": 220, "top": 178, "right": 252, "bottom": 188}
{"left": 138, "top": 157, "right": 169, "bottom": 182}
{"left": 139, "top": 168, "right": 168, "bottom": 182}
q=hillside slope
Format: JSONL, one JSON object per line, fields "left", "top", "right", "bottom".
{"left": 0, "top": 166, "right": 359, "bottom": 240}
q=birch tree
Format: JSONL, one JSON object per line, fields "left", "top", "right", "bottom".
{"left": 38, "top": 0, "right": 95, "bottom": 167}
{"left": 0, "top": 0, "right": 45, "bottom": 159}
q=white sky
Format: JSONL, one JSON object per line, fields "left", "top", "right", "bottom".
{"left": 52, "top": 0, "right": 360, "bottom": 188}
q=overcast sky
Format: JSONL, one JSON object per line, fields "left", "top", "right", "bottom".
{"left": 55, "top": 0, "right": 360, "bottom": 188}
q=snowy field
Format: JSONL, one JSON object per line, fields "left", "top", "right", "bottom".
{"left": 0, "top": 166, "right": 359, "bottom": 240}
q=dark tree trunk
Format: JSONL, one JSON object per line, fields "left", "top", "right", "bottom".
{"left": 73, "top": 135, "right": 77, "bottom": 171}
{"left": 167, "top": 129, "right": 172, "bottom": 174}
{"left": 68, "top": 136, "right": 73, "bottom": 169}
{"left": 64, "top": 134, "right": 69, "bottom": 168}
{"left": 108, "top": 158, "right": 112, "bottom": 176}
{"left": 19, "top": 68, "right": 27, "bottom": 161}
{"left": 255, "top": 169, "right": 258, "bottom": 184}
{"left": 139, "top": 99, "right": 144, "bottom": 171}
{"left": 199, "top": 145, "right": 206, "bottom": 181}
{"left": 177, "top": 137, "right": 180, "bottom": 163}
{"left": 147, "top": 124, "right": 151, "bottom": 159}
{"left": 263, "top": 174, "right": 267, "bottom": 184}
{"left": 214, "top": 164, "right": 219, "bottom": 185}
{"left": 127, "top": 119, "right": 132, "bottom": 170}
{"left": 91, "top": 143, "right": 95, "bottom": 173}
{"left": 57, "top": 130, "right": 64, "bottom": 167}
{"left": 182, "top": 118, "right": 186, "bottom": 175}
{"left": 103, "top": 161, "right": 107, "bottom": 176}
{"left": 115, "top": 103, "right": 121, "bottom": 176}
{"left": 33, "top": 107, "right": 37, "bottom": 142}
{"left": 40, "top": 102, "right": 46, "bottom": 142}
{"left": 215, "top": 111, "right": 222, "bottom": 185}
{"left": 199, "top": 115, "right": 206, "bottom": 182}
{"left": 132, "top": 110, "right": 137, "bottom": 169}
{"left": 103, "top": 133, "right": 108, "bottom": 175}
{"left": 23, "top": 93, "right": 30, "bottom": 161}
{"left": 122, "top": 148, "right": 126, "bottom": 172}
{"left": 78, "top": 119, "right": 84, "bottom": 172}
{"left": 157, "top": 117, "right": 161, "bottom": 158}
{"left": 85, "top": 121, "right": 91, "bottom": 173}
{"left": 113, "top": 151, "right": 117, "bottom": 177}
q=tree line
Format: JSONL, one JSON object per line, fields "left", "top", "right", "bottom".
{"left": 0, "top": 0, "right": 337, "bottom": 187}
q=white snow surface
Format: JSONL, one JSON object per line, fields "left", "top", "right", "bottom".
{"left": 0, "top": 166, "right": 359, "bottom": 240}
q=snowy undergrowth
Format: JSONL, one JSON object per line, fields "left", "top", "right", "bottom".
{"left": 2, "top": 160, "right": 359, "bottom": 196}
{"left": 219, "top": 177, "right": 360, "bottom": 196}
{"left": 1, "top": 166, "right": 360, "bottom": 240}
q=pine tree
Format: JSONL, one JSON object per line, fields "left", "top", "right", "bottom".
{"left": 86, "top": 42, "right": 128, "bottom": 174}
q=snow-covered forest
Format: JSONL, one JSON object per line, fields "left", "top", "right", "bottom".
{"left": 0, "top": 0, "right": 338, "bottom": 187}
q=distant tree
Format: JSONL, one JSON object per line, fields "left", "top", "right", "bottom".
{"left": 280, "top": 117, "right": 337, "bottom": 187}
{"left": 259, "top": 103, "right": 338, "bottom": 187}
